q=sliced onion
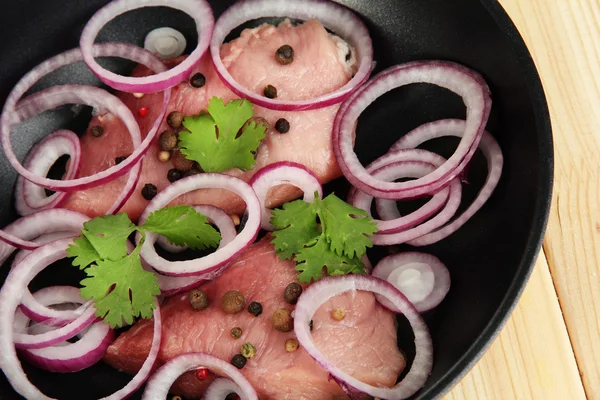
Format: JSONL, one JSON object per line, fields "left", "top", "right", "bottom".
{"left": 18, "top": 284, "right": 88, "bottom": 327}
{"left": 139, "top": 174, "right": 261, "bottom": 277}
{"left": 80, "top": 0, "right": 214, "bottom": 93}
{"left": 0, "top": 209, "right": 89, "bottom": 257}
{"left": 1, "top": 43, "right": 170, "bottom": 192}
{"left": 144, "top": 27, "right": 187, "bottom": 60}
{"left": 372, "top": 252, "right": 451, "bottom": 313}
{"left": 348, "top": 161, "right": 449, "bottom": 234}
{"left": 142, "top": 353, "right": 258, "bottom": 400}
{"left": 14, "top": 130, "right": 81, "bottom": 216}
{"left": 210, "top": 0, "right": 373, "bottom": 111}
{"left": 333, "top": 61, "right": 492, "bottom": 199}
{"left": 250, "top": 161, "right": 323, "bottom": 231}
{"left": 294, "top": 275, "right": 433, "bottom": 399}
{"left": 0, "top": 238, "right": 162, "bottom": 399}
{"left": 390, "top": 119, "right": 504, "bottom": 246}
{"left": 205, "top": 378, "right": 245, "bottom": 400}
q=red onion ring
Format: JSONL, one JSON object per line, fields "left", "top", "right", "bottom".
{"left": 249, "top": 161, "right": 323, "bottom": 231}
{"left": 139, "top": 174, "right": 261, "bottom": 277}
{"left": 348, "top": 161, "right": 449, "bottom": 234}
{"left": 391, "top": 119, "right": 504, "bottom": 246}
{"left": 210, "top": 0, "right": 373, "bottom": 111}
{"left": 1, "top": 43, "right": 170, "bottom": 192}
{"left": 294, "top": 275, "right": 433, "bottom": 399}
{"left": 18, "top": 282, "right": 88, "bottom": 327}
{"left": 333, "top": 61, "right": 491, "bottom": 199}
{"left": 372, "top": 252, "right": 451, "bottom": 313}
{"left": 13, "top": 286, "right": 115, "bottom": 373}
{"left": 12, "top": 232, "right": 76, "bottom": 269}
{"left": 14, "top": 130, "right": 81, "bottom": 216}
{"left": 80, "top": 0, "right": 214, "bottom": 93}
{"left": 142, "top": 353, "right": 258, "bottom": 400}
{"left": 0, "top": 209, "right": 89, "bottom": 255}
{"left": 205, "top": 378, "right": 246, "bottom": 400}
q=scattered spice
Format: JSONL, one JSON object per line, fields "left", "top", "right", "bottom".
{"left": 133, "top": 92, "right": 144, "bottom": 99}
{"left": 263, "top": 84, "right": 278, "bottom": 99}
{"left": 141, "top": 183, "right": 158, "bottom": 200}
{"left": 285, "top": 338, "right": 299, "bottom": 352}
{"left": 167, "top": 111, "right": 184, "bottom": 129}
{"left": 159, "top": 130, "right": 178, "bottom": 151}
{"left": 241, "top": 342, "right": 257, "bottom": 359}
{"left": 231, "top": 354, "right": 247, "bottom": 369}
{"left": 221, "top": 290, "right": 245, "bottom": 314}
{"left": 331, "top": 308, "right": 346, "bottom": 321}
{"left": 271, "top": 308, "right": 293, "bottom": 332}
{"left": 247, "top": 301, "right": 263, "bottom": 317}
{"left": 115, "top": 156, "right": 127, "bottom": 165}
{"left": 283, "top": 282, "right": 302, "bottom": 305}
{"left": 195, "top": 368, "right": 209, "bottom": 381}
{"left": 225, "top": 394, "right": 241, "bottom": 400}
{"left": 230, "top": 214, "right": 241, "bottom": 226}
{"left": 188, "top": 289, "right": 209, "bottom": 311}
{"left": 230, "top": 327, "right": 243, "bottom": 339}
{"left": 190, "top": 73, "right": 206, "bottom": 88}
{"left": 309, "top": 320, "right": 313, "bottom": 331}
{"left": 90, "top": 125, "right": 104, "bottom": 138}
{"left": 167, "top": 168, "right": 182, "bottom": 183}
{"left": 138, "top": 106, "right": 149, "bottom": 117}
{"left": 171, "top": 149, "right": 195, "bottom": 171}
{"left": 158, "top": 150, "right": 171, "bottom": 163}
{"left": 275, "top": 45, "right": 294, "bottom": 65}
{"left": 275, "top": 118, "right": 290, "bottom": 134}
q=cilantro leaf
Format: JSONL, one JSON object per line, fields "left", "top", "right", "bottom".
{"left": 294, "top": 236, "right": 366, "bottom": 283}
{"left": 320, "top": 194, "right": 378, "bottom": 258}
{"left": 80, "top": 246, "right": 160, "bottom": 329}
{"left": 271, "top": 200, "right": 321, "bottom": 259}
{"left": 178, "top": 97, "right": 266, "bottom": 173}
{"left": 141, "top": 205, "right": 221, "bottom": 250}
{"left": 66, "top": 236, "right": 100, "bottom": 270}
{"left": 81, "top": 214, "right": 136, "bottom": 261}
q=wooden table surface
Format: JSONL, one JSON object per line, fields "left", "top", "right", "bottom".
{"left": 444, "top": 0, "right": 599, "bottom": 399}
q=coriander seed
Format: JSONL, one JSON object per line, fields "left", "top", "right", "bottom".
{"left": 331, "top": 308, "right": 346, "bottom": 321}
{"left": 158, "top": 150, "right": 171, "bottom": 163}
{"left": 285, "top": 338, "right": 299, "bottom": 352}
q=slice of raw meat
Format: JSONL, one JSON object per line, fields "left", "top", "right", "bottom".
{"left": 104, "top": 236, "right": 405, "bottom": 399}
{"left": 62, "top": 19, "right": 355, "bottom": 221}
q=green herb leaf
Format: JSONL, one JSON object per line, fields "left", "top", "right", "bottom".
{"left": 178, "top": 97, "right": 266, "bottom": 173}
{"left": 66, "top": 236, "right": 100, "bottom": 270}
{"left": 141, "top": 205, "right": 221, "bottom": 250}
{"left": 80, "top": 245, "right": 160, "bottom": 329}
{"left": 80, "top": 214, "right": 137, "bottom": 261}
{"left": 271, "top": 200, "right": 321, "bottom": 259}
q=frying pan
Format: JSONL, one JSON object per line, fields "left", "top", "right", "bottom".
{"left": 0, "top": 0, "right": 553, "bottom": 398}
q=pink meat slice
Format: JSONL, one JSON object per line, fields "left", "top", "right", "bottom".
{"left": 62, "top": 19, "right": 354, "bottom": 221}
{"left": 105, "top": 236, "right": 405, "bottom": 399}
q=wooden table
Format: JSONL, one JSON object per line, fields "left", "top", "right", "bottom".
{"left": 444, "top": 0, "right": 599, "bottom": 399}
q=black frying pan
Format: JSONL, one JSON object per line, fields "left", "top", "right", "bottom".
{"left": 0, "top": 0, "right": 553, "bottom": 399}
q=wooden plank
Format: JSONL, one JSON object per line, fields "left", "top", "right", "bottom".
{"left": 496, "top": 0, "right": 600, "bottom": 398}
{"left": 444, "top": 255, "right": 585, "bottom": 400}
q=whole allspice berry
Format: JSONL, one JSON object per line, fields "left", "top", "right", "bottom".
{"left": 271, "top": 308, "right": 293, "bottom": 332}
{"left": 167, "top": 111, "right": 184, "bottom": 129}
{"left": 188, "top": 289, "right": 209, "bottom": 311}
{"left": 283, "top": 282, "right": 303, "bottom": 305}
{"left": 221, "top": 290, "right": 245, "bottom": 314}
{"left": 159, "top": 130, "right": 178, "bottom": 151}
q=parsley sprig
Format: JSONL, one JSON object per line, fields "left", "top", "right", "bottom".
{"left": 178, "top": 97, "right": 267, "bottom": 173}
{"left": 67, "top": 206, "right": 221, "bottom": 328}
{"left": 271, "top": 193, "right": 378, "bottom": 283}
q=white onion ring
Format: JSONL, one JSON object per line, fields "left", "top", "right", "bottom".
{"left": 294, "top": 275, "right": 433, "bottom": 399}
{"left": 142, "top": 353, "right": 258, "bottom": 400}
{"left": 139, "top": 174, "right": 261, "bottom": 277}
{"left": 14, "top": 130, "right": 81, "bottom": 216}
{"left": 372, "top": 252, "right": 451, "bottom": 313}
{"left": 391, "top": 119, "right": 504, "bottom": 246}
{"left": 249, "top": 161, "right": 323, "bottom": 231}
{"left": 1, "top": 43, "right": 170, "bottom": 192}
{"left": 333, "top": 61, "right": 492, "bottom": 199}
{"left": 80, "top": 0, "right": 214, "bottom": 93}
{"left": 205, "top": 377, "right": 245, "bottom": 400}
{"left": 210, "top": 0, "right": 373, "bottom": 111}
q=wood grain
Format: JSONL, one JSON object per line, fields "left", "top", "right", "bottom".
{"left": 446, "top": 0, "right": 600, "bottom": 398}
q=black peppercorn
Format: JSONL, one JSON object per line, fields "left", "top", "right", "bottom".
{"left": 115, "top": 156, "right": 127, "bottom": 165}
{"left": 141, "top": 183, "right": 158, "bottom": 200}
{"left": 284, "top": 282, "right": 302, "bottom": 305}
{"left": 167, "top": 168, "right": 182, "bottom": 183}
{"left": 275, "top": 118, "right": 290, "bottom": 134}
{"left": 188, "top": 289, "right": 209, "bottom": 311}
{"left": 231, "top": 354, "right": 247, "bottom": 369}
{"left": 275, "top": 45, "right": 294, "bottom": 65}
{"left": 190, "top": 73, "right": 206, "bottom": 88}
{"left": 247, "top": 301, "right": 263, "bottom": 317}
{"left": 166, "top": 111, "right": 184, "bottom": 129}
{"left": 263, "top": 84, "right": 278, "bottom": 99}
{"left": 159, "top": 130, "right": 178, "bottom": 151}
{"left": 91, "top": 125, "right": 104, "bottom": 138}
